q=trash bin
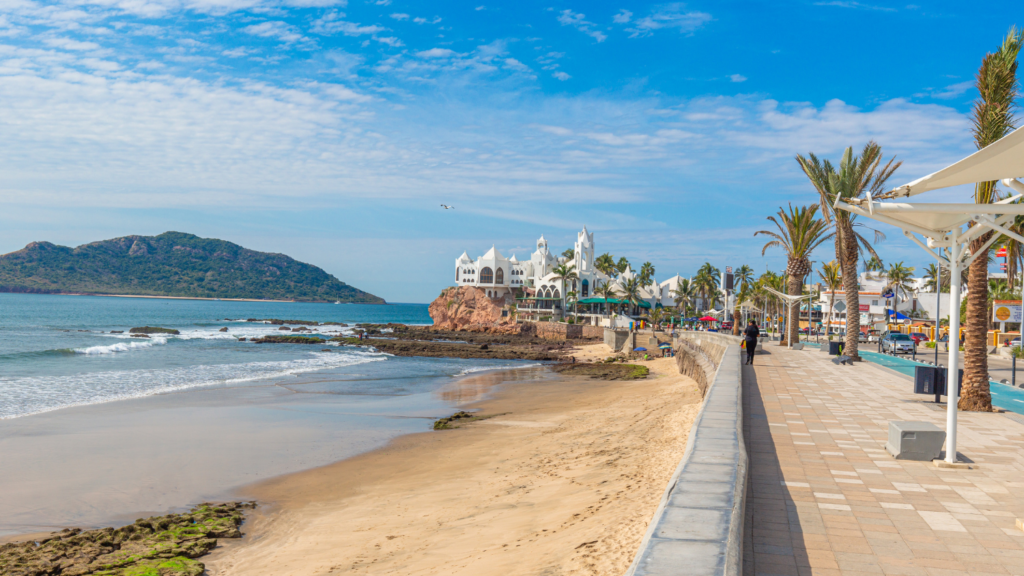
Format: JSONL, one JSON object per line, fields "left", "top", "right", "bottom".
{"left": 828, "top": 341, "right": 844, "bottom": 355}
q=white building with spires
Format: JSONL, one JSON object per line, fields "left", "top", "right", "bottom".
{"left": 454, "top": 226, "right": 679, "bottom": 321}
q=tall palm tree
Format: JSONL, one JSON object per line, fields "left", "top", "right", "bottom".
{"left": 756, "top": 204, "right": 834, "bottom": 346}
{"left": 621, "top": 277, "right": 643, "bottom": 317}
{"left": 923, "top": 262, "right": 950, "bottom": 293}
{"left": 550, "top": 263, "right": 578, "bottom": 319}
{"left": 672, "top": 278, "right": 695, "bottom": 316}
{"left": 649, "top": 307, "right": 666, "bottom": 334}
{"left": 819, "top": 260, "right": 842, "bottom": 338}
{"left": 639, "top": 261, "right": 656, "bottom": 286}
{"left": 962, "top": 28, "right": 1021, "bottom": 412}
{"left": 884, "top": 261, "right": 916, "bottom": 321}
{"left": 694, "top": 263, "right": 721, "bottom": 311}
{"left": 797, "top": 144, "right": 900, "bottom": 360}
{"left": 732, "top": 264, "right": 755, "bottom": 334}
{"left": 595, "top": 282, "right": 617, "bottom": 317}
{"left": 595, "top": 253, "right": 616, "bottom": 276}
{"left": 615, "top": 257, "right": 631, "bottom": 275}
{"left": 864, "top": 255, "right": 885, "bottom": 278}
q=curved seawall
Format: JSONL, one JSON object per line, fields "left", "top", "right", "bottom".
{"left": 626, "top": 331, "right": 748, "bottom": 576}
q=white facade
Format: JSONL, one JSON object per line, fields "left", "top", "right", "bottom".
{"left": 454, "top": 226, "right": 666, "bottom": 315}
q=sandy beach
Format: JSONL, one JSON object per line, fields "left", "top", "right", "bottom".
{"left": 207, "top": 344, "right": 700, "bottom": 576}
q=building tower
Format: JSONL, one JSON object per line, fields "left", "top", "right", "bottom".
{"left": 574, "top": 226, "right": 594, "bottom": 273}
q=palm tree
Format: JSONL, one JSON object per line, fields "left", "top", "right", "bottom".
{"left": 732, "top": 265, "right": 754, "bottom": 334}
{"left": 756, "top": 204, "right": 834, "bottom": 346}
{"left": 797, "top": 144, "right": 900, "bottom": 360}
{"left": 672, "top": 278, "right": 695, "bottom": 316}
{"left": 962, "top": 28, "right": 1021, "bottom": 412}
{"left": 864, "top": 255, "right": 885, "bottom": 278}
{"left": 594, "top": 282, "right": 617, "bottom": 317}
{"left": 595, "top": 253, "right": 616, "bottom": 276}
{"left": 565, "top": 290, "right": 579, "bottom": 323}
{"left": 694, "top": 263, "right": 721, "bottom": 311}
{"left": 615, "top": 257, "right": 631, "bottom": 275}
{"left": 923, "top": 262, "right": 950, "bottom": 293}
{"left": 639, "top": 261, "right": 656, "bottom": 286}
{"left": 884, "top": 261, "right": 916, "bottom": 321}
{"left": 819, "top": 260, "right": 842, "bottom": 339}
{"left": 561, "top": 248, "right": 575, "bottom": 259}
{"left": 620, "top": 277, "right": 643, "bottom": 317}
{"left": 649, "top": 307, "right": 666, "bottom": 334}
{"left": 550, "top": 263, "right": 578, "bottom": 319}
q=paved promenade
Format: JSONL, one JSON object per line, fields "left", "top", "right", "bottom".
{"left": 742, "top": 345, "right": 1024, "bottom": 576}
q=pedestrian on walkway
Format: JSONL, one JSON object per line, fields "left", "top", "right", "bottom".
{"left": 743, "top": 320, "right": 760, "bottom": 365}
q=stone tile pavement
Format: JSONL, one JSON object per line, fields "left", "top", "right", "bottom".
{"left": 742, "top": 345, "right": 1024, "bottom": 576}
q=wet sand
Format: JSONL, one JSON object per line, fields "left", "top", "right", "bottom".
{"left": 207, "top": 347, "right": 700, "bottom": 576}
{"left": 0, "top": 363, "right": 520, "bottom": 538}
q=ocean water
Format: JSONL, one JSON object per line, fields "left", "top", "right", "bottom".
{"left": 0, "top": 293, "right": 527, "bottom": 420}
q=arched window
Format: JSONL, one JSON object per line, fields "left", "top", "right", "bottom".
{"left": 495, "top": 268, "right": 504, "bottom": 284}
{"left": 456, "top": 268, "right": 460, "bottom": 281}
{"left": 582, "top": 279, "right": 589, "bottom": 297}
{"left": 480, "top": 267, "right": 493, "bottom": 284}
{"left": 552, "top": 289, "right": 561, "bottom": 299}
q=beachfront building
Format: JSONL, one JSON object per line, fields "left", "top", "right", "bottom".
{"left": 453, "top": 226, "right": 668, "bottom": 323}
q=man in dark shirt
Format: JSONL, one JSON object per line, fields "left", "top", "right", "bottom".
{"left": 743, "top": 320, "right": 760, "bottom": 365}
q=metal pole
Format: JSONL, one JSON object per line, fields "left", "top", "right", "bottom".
{"left": 945, "top": 233, "right": 961, "bottom": 464}
{"left": 1013, "top": 355, "right": 1016, "bottom": 389}
{"left": 935, "top": 248, "right": 942, "bottom": 365}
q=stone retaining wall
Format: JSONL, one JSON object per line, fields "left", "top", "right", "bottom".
{"left": 626, "top": 330, "right": 747, "bottom": 576}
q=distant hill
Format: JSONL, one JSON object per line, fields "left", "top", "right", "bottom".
{"left": 0, "top": 232, "right": 384, "bottom": 304}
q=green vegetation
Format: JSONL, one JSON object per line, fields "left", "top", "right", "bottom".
{"left": 433, "top": 411, "right": 477, "bottom": 429}
{"left": 0, "top": 231, "right": 383, "bottom": 303}
{"left": 129, "top": 326, "right": 180, "bottom": 335}
{"left": 0, "top": 502, "right": 253, "bottom": 576}
{"left": 553, "top": 363, "right": 649, "bottom": 380}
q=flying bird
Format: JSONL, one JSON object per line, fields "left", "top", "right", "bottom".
{"left": 441, "top": 204, "right": 454, "bottom": 209}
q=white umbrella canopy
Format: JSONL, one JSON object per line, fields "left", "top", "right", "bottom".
{"left": 884, "top": 124, "right": 1024, "bottom": 198}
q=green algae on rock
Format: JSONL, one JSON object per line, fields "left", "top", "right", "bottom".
{"left": 0, "top": 502, "right": 254, "bottom": 576}
{"left": 128, "top": 327, "right": 181, "bottom": 335}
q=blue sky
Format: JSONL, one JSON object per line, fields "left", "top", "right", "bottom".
{"left": 0, "top": 0, "right": 1018, "bottom": 302}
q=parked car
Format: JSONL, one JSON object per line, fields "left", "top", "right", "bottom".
{"left": 909, "top": 332, "right": 929, "bottom": 345}
{"left": 881, "top": 332, "right": 916, "bottom": 354}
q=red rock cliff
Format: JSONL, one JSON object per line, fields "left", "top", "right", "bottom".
{"left": 428, "top": 286, "right": 516, "bottom": 332}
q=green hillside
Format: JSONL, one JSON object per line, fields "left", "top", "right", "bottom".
{"left": 0, "top": 232, "right": 384, "bottom": 303}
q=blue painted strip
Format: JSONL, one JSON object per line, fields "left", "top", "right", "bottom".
{"left": 853, "top": 349, "right": 1024, "bottom": 416}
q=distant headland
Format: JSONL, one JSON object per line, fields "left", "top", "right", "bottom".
{"left": 0, "top": 231, "right": 384, "bottom": 304}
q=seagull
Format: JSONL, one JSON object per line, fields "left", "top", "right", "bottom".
{"left": 441, "top": 204, "right": 454, "bottom": 209}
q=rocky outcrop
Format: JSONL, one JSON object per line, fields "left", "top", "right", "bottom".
{"left": 428, "top": 286, "right": 516, "bottom": 332}
{"left": 0, "top": 502, "right": 253, "bottom": 576}
{"left": 129, "top": 326, "right": 180, "bottom": 335}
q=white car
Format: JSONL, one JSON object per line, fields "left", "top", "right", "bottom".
{"left": 882, "top": 333, "right": 915, "bottom": 354}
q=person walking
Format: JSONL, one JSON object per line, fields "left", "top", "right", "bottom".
{"left": 743, "top": 319, "right": 760, "bottom": 365}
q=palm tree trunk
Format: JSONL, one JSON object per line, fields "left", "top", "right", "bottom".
{"left": 827, "top": 291, "right": 835, "bottom": 340}
{"left": 733, "top": 303, "right": 741, "bottom": 335}
{"left": 785, "top": 273, "right": 801, "bottom": 346}
{"left": 961, "top": 232, "right": 993, "bottom": 411}
{"left": 839, "top": 222, "right": 861, "bottom": 359}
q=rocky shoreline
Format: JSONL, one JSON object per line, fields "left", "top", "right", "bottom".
{"left": 0, "top": 502, "right": 254, "bottom": 576}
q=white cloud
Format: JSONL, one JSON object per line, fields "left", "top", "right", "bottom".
{"left": 43, "top": 37, "right": 101, "bottom": 51}
{"left": 926, "top": 81, "right": 973, "bottom": 100}
{"left": 503, "top": 57, "right": 529, "bottom": 72}
{"left": 557, "top": 9, "right": 607, "bottom": 42}
{"left": 389, "top": 13, "right": 408, "bottom": 20}
{"left": 374, "top": 36, "right": 403, "bottom": 47}
{"left": 413, "top": 16, "right": 441, "bottom": 24}
{"left": 242, "top": 21, "right": 304, "bottom": 43}
{"left": 416, "top": 47, "right": 458, "bottom": 58}
{"left": 627, "top": 4, "right": 712, "bottom": 38}
{"left": 552, "top": 71, "right": 570, "bottom": 81}
{"left": 475, "top": 5, "right": 485, "bottom": 10}
{"left": 311, "top": 11, "right": 385, "bottom": 36}
{"left": 374, "top": 0, "right": 391, "bottom": 5}
{"left": 813, "top": 1, "right": 897, "bottom": 11}
{"left": 730, "top": 74, "right": 747, "bottom": 82}
{"left": 613, "top": 9, "right": 632, "bottom": 23}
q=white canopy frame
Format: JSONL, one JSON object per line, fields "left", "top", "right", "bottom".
{"left": 834, "top": 140, "right": 1024, "bottom": 463}
{"left": 764, "top": 286, "right": 817, "bottom": 349}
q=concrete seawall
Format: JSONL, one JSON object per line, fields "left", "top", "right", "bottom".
{"left": 626, "top": 331, "right": 748, "bottom": 576}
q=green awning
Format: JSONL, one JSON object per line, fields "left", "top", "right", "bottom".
{"left": 576, "top": 297, "right": 651, "bottom": 309}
